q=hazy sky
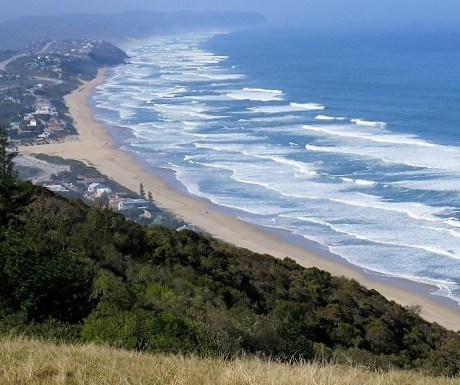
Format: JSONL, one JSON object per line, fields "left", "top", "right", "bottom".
{"left": 3, "top": 0, "right": 460, "bottom": 33}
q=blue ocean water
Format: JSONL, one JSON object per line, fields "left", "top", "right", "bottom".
{"left": 91, "top": 29, "right": 460, "bottom": 305}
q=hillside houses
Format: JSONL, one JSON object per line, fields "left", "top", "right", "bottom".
{"left": 86, "top": 182, "right": 112, "bottom": 199}
{"left": 117, "top": 198, "right": 150, "bottom": 211}
{"left": 11, "top": 95, "right": 65, "bottom": 141}
{"left": 84, "top": 180, "right": 150, "bottom": 211}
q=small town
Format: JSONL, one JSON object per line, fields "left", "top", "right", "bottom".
{"left": 0, "top": 39, "right": 126, "bottom": 146}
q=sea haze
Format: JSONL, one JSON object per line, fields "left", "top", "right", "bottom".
{"left": 91, "top": 29, "right": 460, "bottom": 305}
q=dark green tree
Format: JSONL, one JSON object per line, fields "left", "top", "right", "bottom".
{"left": 148, "top": 190, "right": 153, "bottom": 201}
{"left": 0, "top": 126, "right": 18, "bottom": 185}
{"left": 139, "top": 183, "right": 145, "bottom": 198}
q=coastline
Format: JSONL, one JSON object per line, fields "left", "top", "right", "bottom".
{"left": 19, "top": 69, "right": 460, "bottom": 331}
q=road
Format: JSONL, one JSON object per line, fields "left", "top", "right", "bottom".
{"left": 34, "top": 76, "right": 64, "bottom": 85}
{"left": 0, "top": 53, "right": 27, "bottom": 72}
{"left": 38, "top": 40, "right": 56, "bottom": 54}
{"left": 0, "top": 44, "right": 63, "bottom": 85}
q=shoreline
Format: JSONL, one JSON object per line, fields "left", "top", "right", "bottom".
{"left": 19, "top": 69, "right": 460, "bottom": 331}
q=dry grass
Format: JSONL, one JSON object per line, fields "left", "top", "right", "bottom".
{"left": 0, "top": 337, "right": 459, "bottom": 385}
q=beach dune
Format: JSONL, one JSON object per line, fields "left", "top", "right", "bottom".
{"left": 19, "top": 70, "right": 460, "bottom": 331}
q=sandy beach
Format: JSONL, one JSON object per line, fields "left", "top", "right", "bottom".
{"left": 19, "top": 70, "right": 460, "bottom": 331}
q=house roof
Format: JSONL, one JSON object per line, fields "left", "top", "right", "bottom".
{"left": 88, "top": 182, "right": 104, "bottom": 189}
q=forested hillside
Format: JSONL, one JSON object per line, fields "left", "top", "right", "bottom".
{"left": 0, "top": 132, "right": 459, "bottom": 376}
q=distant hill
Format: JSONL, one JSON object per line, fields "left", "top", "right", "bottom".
{"left": 0, "top": 11, "right": 267, "bottom": 49}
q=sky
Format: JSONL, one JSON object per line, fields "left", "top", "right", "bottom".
{"left": 3, "top": 0, "right": 460, "bottom": 33}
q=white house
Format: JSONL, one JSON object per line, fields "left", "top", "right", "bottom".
{"left": 87, "top": 182, "right": 103, "bottom": 193}
{"left": 118, "top": 198, "right": 150, "bottom": 211}
{"left": 176, "top": 225, "right": 197, "bottom": 232}
{"left": 95, "top": 186, "right": 112, "bottom": 198}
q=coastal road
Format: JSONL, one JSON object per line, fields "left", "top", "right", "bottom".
{"left": 0, "top": 44, "right": 63, "bottom": 85}
{"left": 38, "top": 40, "right": 56, "bottom": 54}
{"left": 34, "top": 76, "right": 64, "bottom": 86}
{"left": 0, "top": 51, "right": 63, "bottom": 86}
{"left": 0, "top": 53, "right": 27, "bottom": 72}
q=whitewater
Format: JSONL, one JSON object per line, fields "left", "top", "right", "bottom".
{"left": 91, "top": 32, "right": 460, "bottom": 306}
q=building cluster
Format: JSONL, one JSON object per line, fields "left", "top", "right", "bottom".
{"left": 10, "top": 93, "right": 66, "bottom": 139}
{"left": 26, "top": 55, "right": 62, "bottom": 76}
{"left": 78, "top": 176, "right": 151, "bottom": 212}
{"left": 40, "top": 168, "right": 186, "bottom": 230}
{"left": 35, "top": 40, "right": 98, "bottom": 58}
{"left": 0, "top": 71, "right": 24, "bottom": 89}
{"left": 0, "top": 94, "right": 21, "bottom": 104}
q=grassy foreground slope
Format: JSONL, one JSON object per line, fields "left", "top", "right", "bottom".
{"left": 2, "top": 338, "right": 459, "bottom": 385}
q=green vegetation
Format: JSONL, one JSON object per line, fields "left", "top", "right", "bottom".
{"left": 0, "top": 88, "right": 35, "bottom": 127}
{"left": 0, "top": 132, "right": 459, "bottom": 377}
{"left": 0, "top": 126, "right": 18, "bottom": 183}
{"left": 88, "top": 41, "right": 129, "bottom": 66}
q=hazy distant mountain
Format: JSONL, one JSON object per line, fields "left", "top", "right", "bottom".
{"left": 0, "top": 11, "right": 267, "bottom": 50}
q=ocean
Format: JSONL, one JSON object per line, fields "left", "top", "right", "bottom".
{"left": 91, "top": 28, "right": 460, "bottom": 306}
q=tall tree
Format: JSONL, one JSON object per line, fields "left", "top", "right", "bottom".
{"left": 139, "top": 182, "right": 145, "bottom": 198}
{"left": 148, "top": 191, "right": 153, "bottom": 201}
{"left": 0, "top": 126, "right": 18, "bottom": 185}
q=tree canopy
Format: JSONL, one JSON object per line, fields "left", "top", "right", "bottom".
{"left": 0, "top": 126, "right": 18, "bottom": 185}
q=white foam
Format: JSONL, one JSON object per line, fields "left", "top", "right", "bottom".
{"left": 150, "top": 86, "right": 188, "bottom": 99}
{"left": 255, "top": 155, "right": 318, "bottom": 177}
{"left": 248, "top": 102, "right": 325, "bottom": 114}
{"left": 305, "top": 143, "right": 460, "bottom": 172}
{"left": 239, "top": 115, "right": 303, "bottom": 124}
{"left": 183, "top": 121, "right": 200, "bottom": 128}
{"left": 392, "top": 178, "right": 460, "bottom": 192}
{"left": 118, "top": 108, "right": 136, "bottom": 120}
{"left": 351, "top": 118, "right": 386, "bottom": 128}
{"left": 227, "top": 88, "right": 285, "bottom": 102}
{"left": 152, "top": 103, "right": 227, "bottom": 121}
{"left": 196, "top": 73, "right": 245, "bottom": 81}
{"left": 315, "top": 115, "right": 337, "bottom": 121}
{"left": 302, "top": 124, "right": 437, "bottom": 147}
{"left": 446, "top": 218, "right": 460, "bottom": 228}
{"left": 283, "top": 205, "right": 460, "bottom": 261}
{"left": 194, "top": 132, "right": 264, "bottom": 144}
{"left": 340, "top": 177, "right": 377, "bottom": 186}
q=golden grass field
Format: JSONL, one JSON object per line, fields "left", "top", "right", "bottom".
{"left": 1, "top": 338, "right": 459, "bottom": 385}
